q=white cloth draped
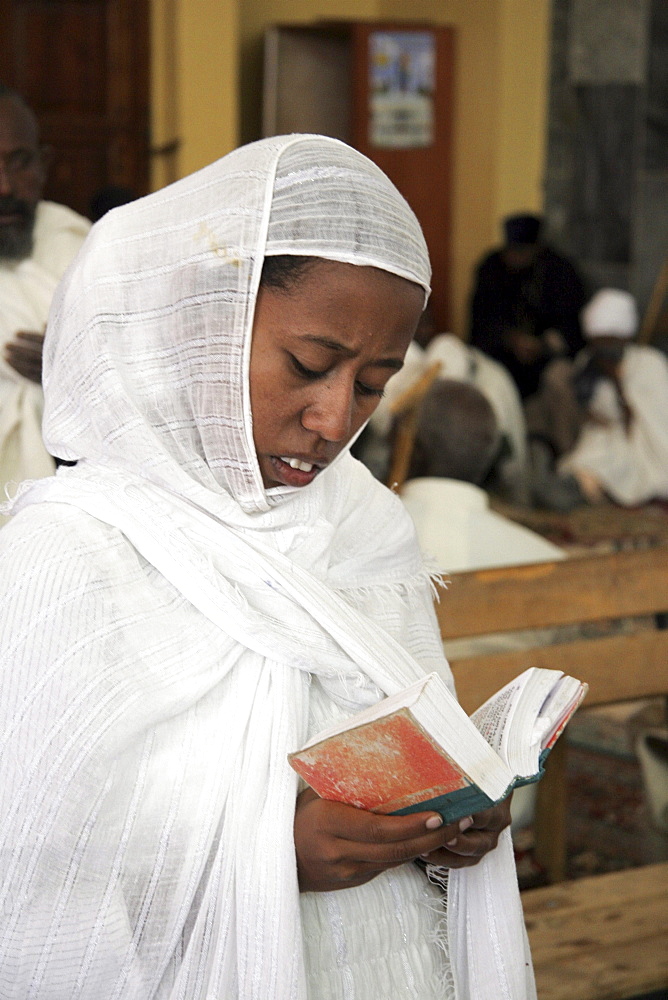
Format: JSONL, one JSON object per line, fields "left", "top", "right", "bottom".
{"left": 0, "top": 135, "right": 535, "bottom": 999}
{"left": 559, "top": 345, "right": 668, "bottom": 505}
{"left": 401, "top": 477, "right": 564, "bottom": 572}
{"left": 0, "top": 201, "right": 90, "bottom": 507}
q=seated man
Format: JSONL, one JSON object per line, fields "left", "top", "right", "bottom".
{"left": 0, "top": 85, "right": 90, "bottom": 514}
{"left": 559, "top": 289, "right": 668, "bottom": 506}
{"left": 401, "top": 379, "right": 563, "bottom": 573}
{"left": 469, "top": 213, "right": 586, "bottom": 400}
{"left": 423, "top": 332, "right": 530, "bottom": 503}
{"left": 358, "top": 311, "right": 531, "bottom": 502}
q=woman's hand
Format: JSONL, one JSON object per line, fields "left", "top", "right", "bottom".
{"left": 4, "top": 331, "right": 45, "bottom": 383}
{"left": 418, "top": 796, "right": 512, "bottom": 869}
{"left": 294, "top": 787, "right": 511, "bottom": 893}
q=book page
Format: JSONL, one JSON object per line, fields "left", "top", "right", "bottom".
{"left": 469, "top": 670, "right": 535, "bottom": 757}
{"left": 471, "top": 668, "right": 586, "bottom": 778}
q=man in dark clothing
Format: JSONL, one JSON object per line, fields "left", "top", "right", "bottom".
{"left": 469, "top": 213, "right": 587, "bottom": 398}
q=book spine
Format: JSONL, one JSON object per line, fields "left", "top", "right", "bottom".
{"left": 392, "top": 785, "right": 498, "bottom": 824}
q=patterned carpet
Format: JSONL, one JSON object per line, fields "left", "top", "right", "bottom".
{"left": 516, "top": 699, "right": 668, "bottom": 889}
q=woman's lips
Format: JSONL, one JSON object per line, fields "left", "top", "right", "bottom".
{"left": 268, "top": 455, "right": 323, "bottom": 487}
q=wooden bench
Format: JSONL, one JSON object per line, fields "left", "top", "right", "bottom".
{"left": 435, "top": 547, "right": 668, "bottom": 999}
{"left": 523, "top": 863, "right": 668, "bottom": 1000}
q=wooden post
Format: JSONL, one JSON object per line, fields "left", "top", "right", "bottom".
{"left": 533, "top": 733, "right": 568, "bottom": 883}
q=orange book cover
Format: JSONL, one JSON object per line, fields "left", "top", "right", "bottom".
{"left": 289, "top": 708, "right": 472, "bottom": 814}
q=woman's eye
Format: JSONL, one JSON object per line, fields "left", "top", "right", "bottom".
{"left": 290, "top": 354, "right": 384, "bottom": 399}
{"left": 290, "top": 355, "right": 327, "bottom": 380}
{"left": 355, "top": 381, "right": 385, "bottom": 399}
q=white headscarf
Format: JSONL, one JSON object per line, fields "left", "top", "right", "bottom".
{"left": 0, "top": 135, "right": 534, "bottom": 999}
{"left": 581, "top": 288, "right": 637, "bottom": 340}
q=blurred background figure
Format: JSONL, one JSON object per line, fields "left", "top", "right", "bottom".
{"left": 469, "top": 213, "right": 587, "bottom": 401}
{"left": 401, "top": 378, "right": 563, "bottom": 572}
{"left": 357, "top": 304, "right": 531, "bottom": 502}
{"left": 0, "top": 85, "right": 90, "bottom": 515}
{"left": 558, "top": 289, "right": 668, "bottom": 507}
{"left": 423, "top": 329, "right": 530, "bottom": 503}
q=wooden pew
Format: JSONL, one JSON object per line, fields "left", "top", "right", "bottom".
{"left": 435, "top": 547, "right": 668, "bottom": 999}
{"left": 436, "top": 546, "right": 668, "bottom": 881}
{"left": 522, "top": 863, "right": 668, "bottom": 1000}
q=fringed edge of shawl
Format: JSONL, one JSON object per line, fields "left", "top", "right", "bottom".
{"left": 334, "top": 563, "right": 447, "bottom": 606}
{"left": 421, "top": 863, "right": 458, "bottom": 1000}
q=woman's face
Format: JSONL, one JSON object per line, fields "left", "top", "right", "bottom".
{"left": 249, "top": 259, "right": 424, "bottom": 489}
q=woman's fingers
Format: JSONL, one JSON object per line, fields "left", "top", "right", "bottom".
{"left": 294, "top": 790, "right": 462, "bottom": 892}
{"left": 294, "top": 790, "right": 514, "bottom": 891}
{"left": 423, "top": 798, "right": 513, "bottom": 867}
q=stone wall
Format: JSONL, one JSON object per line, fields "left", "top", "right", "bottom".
{"left": 544, "top": 0, "right": 668, "bottom": 318}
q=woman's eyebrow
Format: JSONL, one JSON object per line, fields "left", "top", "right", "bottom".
{"left": 300, "top": 335, "right": 405, "bottom": 371}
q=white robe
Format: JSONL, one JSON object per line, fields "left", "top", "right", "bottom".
{"left": 401, "top": 477, "right": 564, "bottom": 573}
{"left": 0, "top": 201, "right": 90, "bottom": 507}
{"left": 559, "top": 345, "right": 668, "bottom": 505}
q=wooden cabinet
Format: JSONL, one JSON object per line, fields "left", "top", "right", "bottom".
{"left": 263, "top": 21, "right": 455, "bottom": 331}
{"left": 0, "top": 0, "right": 150, "bottom": 218}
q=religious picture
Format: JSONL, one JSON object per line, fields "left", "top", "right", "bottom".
{"left": 369, "top": 31, "right": 435, "bottom": 149}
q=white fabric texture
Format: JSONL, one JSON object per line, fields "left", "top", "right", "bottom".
{"left": 559, "top": 345, "right": 668, "bottom": 505}
{"left": 401, "top": 477, "right": 564, "bottom": 573}
{"left": 581, "top": 288, "right": 637, "bottom": 339}
{"left": 0, "top": 201, "right": 90, "bottom": 511}
{"left": 0, "top": 134, "right": 535, "bottom": 1000}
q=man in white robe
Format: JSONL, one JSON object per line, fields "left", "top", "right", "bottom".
{"left": 0, "top": 86, "right": 90, "bottom": 516}
{"left": 361, "top": 330, "right": 531, "bottom": 501}
{"left": 559, "top": 289, "right": 668, "bottom": 506}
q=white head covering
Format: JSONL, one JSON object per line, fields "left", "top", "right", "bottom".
{"left": 41, "top": 134, "right": 430, "bottom": 514}
{"left": 1, "top": 136, "right": 534, "bottom": 1000}
{"left": 581, "top": 288, "right": 638, "bottom": 339}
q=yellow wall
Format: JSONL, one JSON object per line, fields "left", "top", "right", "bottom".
{"left": 150, "top": 0, "right": 551, "bottom": 338}
{"left": 151, "top": 0, "right": 240, "bottom": 187}
{"left": 379, "top": 0, "right": 550, "bottom": 336}
{"left": 496, "top": 0, "right": 550, "bottom": 221}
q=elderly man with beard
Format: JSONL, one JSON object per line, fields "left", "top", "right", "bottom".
{"left": 0, "top": 85, "right": 90, "bottom": 516}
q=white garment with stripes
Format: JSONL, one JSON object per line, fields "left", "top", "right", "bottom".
{"left": 0, "top": 134, "right": 535, "bottom": 1000}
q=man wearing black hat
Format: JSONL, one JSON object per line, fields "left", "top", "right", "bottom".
{"left": 469, "top": 213, "right": 586, "bottom": 399}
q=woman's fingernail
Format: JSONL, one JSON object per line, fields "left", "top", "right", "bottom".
{"left": 459, "top": 816, "right": 474, "bottom": 832}
{"left": 425, "top": 814, "right": 443, "bottom": 830}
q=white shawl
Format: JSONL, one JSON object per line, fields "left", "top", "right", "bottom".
{"left": 0, "top": 135, "right": 534, "bottom": 999}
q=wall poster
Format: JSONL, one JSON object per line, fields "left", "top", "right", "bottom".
{"left": 369, "top": 31, "right": 436, "bottom": 149}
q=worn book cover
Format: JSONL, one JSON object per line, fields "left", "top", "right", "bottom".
{"left": 289, "top": 668, "right": 586, "bottom": 824}
{"left": 289, "top": 706, "right": 500, "bottom": 824}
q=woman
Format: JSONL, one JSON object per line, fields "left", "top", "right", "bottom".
{"left": 0, "top": 135, "right": 534, "bottom": 999}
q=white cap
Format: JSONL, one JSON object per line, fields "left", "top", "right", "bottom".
{"left": 582, "top": 289, "right": 638, "bottom": 339}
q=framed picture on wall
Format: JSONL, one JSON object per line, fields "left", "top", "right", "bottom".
{"left": 369, "top": 31, "right": 435, "bottom": 149}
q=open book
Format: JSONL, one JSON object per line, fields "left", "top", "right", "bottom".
{"left": 289, "top": 668, "right": 587, "bottom": 824}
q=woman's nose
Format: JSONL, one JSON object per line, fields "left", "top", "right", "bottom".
{"left": 301, "top": 378, "right": 355, "bottom": 443}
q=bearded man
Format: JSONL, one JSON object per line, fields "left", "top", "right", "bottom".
{"left": 0, "top": 85, "right": 90, "bottom": 516}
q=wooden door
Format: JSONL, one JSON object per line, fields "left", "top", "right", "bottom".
{"left": 351, "top": 24, "right": 456, "bottom": 332}
{"left": 0, "top": 0, "right": 150, "bottom": 218}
